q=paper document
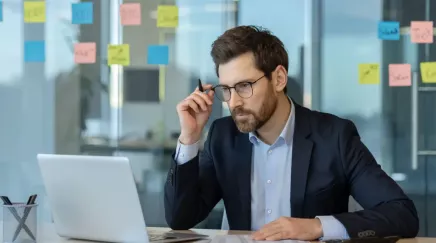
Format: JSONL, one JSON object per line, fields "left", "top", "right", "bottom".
{"left": 209, "top": 235, "right": 309, "bottom": 243}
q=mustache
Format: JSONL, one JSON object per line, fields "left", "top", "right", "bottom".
{"left": 231, "top": 107, "right": 252, "bottom": 115}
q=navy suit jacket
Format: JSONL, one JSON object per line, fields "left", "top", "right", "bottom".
{"left": 164, "top": 102, "right": 419, "bottom": 238}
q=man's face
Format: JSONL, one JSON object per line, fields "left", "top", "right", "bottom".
{"left": 218, "top": 52, "right": 278, "bottom": 133}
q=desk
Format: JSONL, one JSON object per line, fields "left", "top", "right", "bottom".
{"left": 1, "top": 223, "right": 434, "bottom": 243}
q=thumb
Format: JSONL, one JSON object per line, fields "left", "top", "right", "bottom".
{"left": 208, "top": 90, "right": 215, "bottom": 98}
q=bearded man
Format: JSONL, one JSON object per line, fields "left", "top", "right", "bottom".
{"left": 164, "top": 25, "right": 419, "bottom": 241}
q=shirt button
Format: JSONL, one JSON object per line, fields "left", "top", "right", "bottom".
{"left": 268, "top": 150, "right": 272, "bottom": 155}
{"left": 267, "top": 180, "right": 272, "bottom": 184}
{"left": 267, "top": 209, "right": 272, "bottom": 214}
{"left": 180, "top": 153, "right": 184, "bottom": 157}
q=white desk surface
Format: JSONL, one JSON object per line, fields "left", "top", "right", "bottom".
{"left": 1, "top": 222, "right": 435, "bottom": 243}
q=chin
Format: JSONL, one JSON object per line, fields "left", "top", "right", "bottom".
{"left": 237, "top": 127, "right": 255, "bottom": 133}
{"left": 232, "top": 115, "right": 257, "bottom": 133}
{"left": 235, "top": 121, "right": 257, "bottom": 133}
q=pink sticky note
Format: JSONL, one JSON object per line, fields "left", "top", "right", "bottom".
{"left": 389, "top": 64, "right": 411, "bottom": 87}
{"left": 74, "top": 42, "right": 96, "bottom": 64}
{"left": 120, "top": 3, "right": 141, "bottom": 26}
{"left": 411, "top": 21, "right": 433, "bottom": 43}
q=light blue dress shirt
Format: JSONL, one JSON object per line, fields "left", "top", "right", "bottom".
{"left": 174, "top": 100, "right": 350, "bottom": 240}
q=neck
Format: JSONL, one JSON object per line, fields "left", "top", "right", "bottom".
{"left": 256, "top": 95, "right": 292, "bottom": 145}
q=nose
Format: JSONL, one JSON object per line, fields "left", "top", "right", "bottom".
{"left": 228, "top": 89, "right": 243, "bottom": 110}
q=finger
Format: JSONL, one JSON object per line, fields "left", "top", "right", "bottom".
{"left": 190, "top": 93, "right": 209, "bottom": 111}
{"left": 178, "top": 98, "right": 196, "bottom": 111}
{"left": 258, "top": 225, "right": 282, "bottom": 238}
{"left": 207, "top": 90, "right": 215, "bottom": 99}
{"left": 193, "top": 91, "right": 213, "bottom": 105}
{"left": 251, "top": 219, "right": 280, "bottom": 238}
{"left": 251, "top": 227, "right": 267, "bottom": 238}
{"left": 187, "top": 99, "right": 202, "bottom": 113}
{"left": 250, "top": 232, "right": 265, "bottom": 241}
{"left": 195, "top": 84, "right": 213, "bottom": 91}
{"left": 180, "top": 98, "right": 200, "bottom": 113}
{"left": 265, "top": 232, "right": 285, "bottom": 241}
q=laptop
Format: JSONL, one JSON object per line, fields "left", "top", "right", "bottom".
{"left": 37, "top": 154, "right": 209, "bottom": 243}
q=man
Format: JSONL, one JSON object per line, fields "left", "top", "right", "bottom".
{"left": 164, "top": 25, "right": 419, "bottom": 241}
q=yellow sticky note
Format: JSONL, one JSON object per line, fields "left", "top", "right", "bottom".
{"left": 24, "top": 1, "right": 46, "bottom": 23}
{"left": 157, "top": 5, "right": 178, "bottom": 28}
{"left": 420, "top": 62, "right": 436, "bottom": 83}
{"left": 358, "top": 63, "right": 380, "bottom": 84}
{"left": 107, "top": 44, "right": 130, "bottom": 66}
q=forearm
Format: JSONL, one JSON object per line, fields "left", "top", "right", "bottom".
{"left": 338, "top": 120, "right": 420, "bottom": 238}
{"left": 164, "top": 142, "right": 221, "bottom": 229}
{"left": 164, "top": 156, "right": 208, "bottom": 229}
{"left": 333, "top": 199, "right": 419, "bottom": 238}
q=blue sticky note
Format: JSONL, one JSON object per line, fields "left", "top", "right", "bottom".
{"left": 24, "top": 41, "right": 45, "bottom": 62}
{"left": 0, "top": 1, "right": 3, "bottom": 22}
{"left": 72, "top": 2, "right": 93, "bottom": 24}
{"left": 378, "top": 21, "right": 400, "bottom": 40}
{"left": 147, "top": 45, "right": 169, "bottom": 65}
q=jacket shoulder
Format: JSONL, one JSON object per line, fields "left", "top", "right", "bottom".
{"left": 298, "top": 105, "right": 356, "bottom": 138}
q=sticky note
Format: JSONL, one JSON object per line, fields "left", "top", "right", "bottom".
{"left": 0, "top": 1, "right": 3, "bottom": 22}
{"left": 147, "top": 45, "right": 169, "bottom": 65}
{"left": 157, "top": 5, "right": 178, "bottom": 28}
{"left": 420, "top": 62, "right": 436, "bottom": 83}
{"left": 358, "top": 63, "right": 380, "bottom": 84}
{"left": 74, "top": 42, "right": 96, "bottom": 64}
{"left": 389, "top": 64, "right": 411, "bottom": 86}
{"left": 108, "top": 44, "right": 130, "bottom": 66}
{"left": 24, "top": 1, "right": 46, "bottom": 23}
{"left": 411, "top": 21, "right": 433, "bottom": 43}
{"left": 120, "top": 3, "right": 141, "bottom": 26}
{"left": 378, "top": 21, "right": 400, "bottom": 40}
{"left": 72, "top": 2, "right": 93, "bottom": 24}
{"left": 24, "top": 40, "right": 45, "bottom": 62}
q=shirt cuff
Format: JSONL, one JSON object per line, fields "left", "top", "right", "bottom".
{"left": 316, "top": 215, "right": 350, "bottom": 240}
{"left": 174, "top": 140, "right": 199, "bottom": 164}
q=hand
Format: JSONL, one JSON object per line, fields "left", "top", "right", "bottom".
{"left": 251, "top": 217, "right": 323, "bottom": 241}
{"left": 177, "top": 84, "right": 215, "bottom": 145}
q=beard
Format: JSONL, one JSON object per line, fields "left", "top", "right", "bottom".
{"left": 230, "top": 88, "right": 278, "bottom": 133}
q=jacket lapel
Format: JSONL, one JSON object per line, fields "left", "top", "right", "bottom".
{"left": 233, "top": 132, "right": 252, "bottom": 230}
{"left": 290, "top": 104, "right": 313, "bottom": 218}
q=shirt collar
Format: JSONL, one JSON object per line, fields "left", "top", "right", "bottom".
{"left": 249, "top": 97, "right": 295, "bottom": 145}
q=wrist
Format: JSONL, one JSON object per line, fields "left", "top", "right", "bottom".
{"left": 314, "top": 218, "right": 323, "bottom": 239}
{"left": 179, "top": 133, "right": 201, "bottom": 145}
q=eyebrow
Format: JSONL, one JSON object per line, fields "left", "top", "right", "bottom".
{"left": 219, "top": 78, "right": 256, "bottom": 87}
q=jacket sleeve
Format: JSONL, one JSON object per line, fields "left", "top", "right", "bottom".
{"left": 164, "top": 121, "right": 222, "bottom": 230}
{"left": 333, "top": 120, "right": 419, "bottom": 238}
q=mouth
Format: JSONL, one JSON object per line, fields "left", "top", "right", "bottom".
{"left": 236, "top": 113, "right": 250, "bottom": 118}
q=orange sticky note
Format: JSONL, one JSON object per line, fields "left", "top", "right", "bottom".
{"left": 420, "top": 62, "right": 436, "bottom": 83}
{"left": 120, "top": 3, "right": 141, "bottom": 26}
{"left": 74, "top": 42, "right": 96, "bottom": 64}
{"left": 411, "top": 21, "right": 433, "bottom": 43}
{"left": 389, "top": 64, "right": 411, "bottom": 86}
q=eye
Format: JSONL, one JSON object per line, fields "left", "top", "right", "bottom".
{"left": 239, "top": 82, "right": 251, "bottom": 88}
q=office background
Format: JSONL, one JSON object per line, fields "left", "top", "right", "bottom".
{"left": 0, "top": 0, "right": 436, "bottom": 236}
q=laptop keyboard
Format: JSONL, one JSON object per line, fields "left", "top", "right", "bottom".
{"left": 149, "top": 233, "right": 176, "bottom": 241}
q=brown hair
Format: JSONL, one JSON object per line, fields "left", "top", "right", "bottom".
{"left": 210, "top": 25, "right": 288, "bottom": 93}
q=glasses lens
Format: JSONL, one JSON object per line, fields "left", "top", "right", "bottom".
{"left": 235, "top": 82, "right": 253, "bottom": 98}
{"left": 214, "top": 86, "right": 231, "bottom": 101}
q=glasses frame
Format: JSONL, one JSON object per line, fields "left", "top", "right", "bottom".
{"left": 212, "top": 75, "right": 265, "bottom": 102}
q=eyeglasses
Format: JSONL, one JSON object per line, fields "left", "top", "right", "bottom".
{"left": 212, "top": 75, "right": 265, "bottom": 102}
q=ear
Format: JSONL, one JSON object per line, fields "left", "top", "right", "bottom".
{"left": 274, "top": 65, "right": 288, "bottom": 92}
